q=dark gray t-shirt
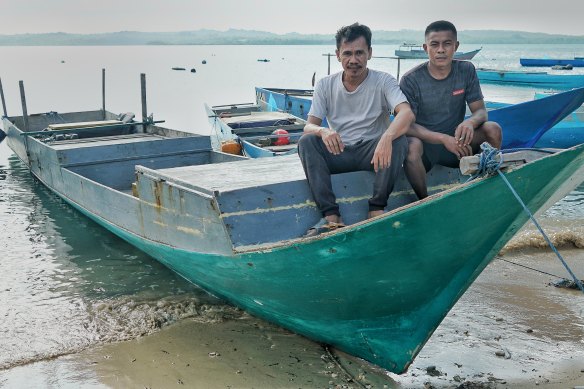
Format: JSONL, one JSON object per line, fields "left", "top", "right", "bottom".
{"left": 399, "top": 60, "right": 483, "bottom": 135}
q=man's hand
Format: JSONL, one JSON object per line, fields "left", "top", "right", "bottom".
{"left": 320, "top": 128, "right": 345, "bottom": 155}
{"left": 443, "top": 134, "right": 473, "bottom": 159}
{"left": 454, "top": 119, "right": 475, "bottom": 147}
{"left": 371, "top": 132, "right": 393, "bottom": 172}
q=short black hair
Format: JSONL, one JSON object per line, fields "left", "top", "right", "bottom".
{"left": 335, "top": 23, "right": 372, "bottom": 50}
{"left": 425, "top": 20, "right": 457, "bottom": 39}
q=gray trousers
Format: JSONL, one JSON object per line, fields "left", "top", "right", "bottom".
{"left": 298, "top": 133, "right": 408, "bottom": 217}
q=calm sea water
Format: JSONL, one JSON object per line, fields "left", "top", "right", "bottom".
{"left": 0, "top": 43, "right": 583, "bottom": 374}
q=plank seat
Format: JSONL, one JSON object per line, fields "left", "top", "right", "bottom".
{"left": 48, "top": 120, "right": 123, "bottom": 130}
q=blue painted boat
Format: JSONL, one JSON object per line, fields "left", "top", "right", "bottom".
{"left": 394, "top": 43, "right": 481, "bottom": 60}
{"left": 256, "top": 86, "right": 584, "bottom": 149}
{"left": 520, "top": 58, "right": 584, "bottom": 67}
{"left": 486, "top": 92, "right": 584, "bottom": 149}
{"left": 476, "top": 68, "right": 584, "bottom": 89}
{"left": 205, "top": 102, "right": 304, "bottom": 158}
{"left": 4, "top": 77, "right": 584, "bottom": 374}
{"left": 255, "top": 87, "right": 314, "bottom": 120}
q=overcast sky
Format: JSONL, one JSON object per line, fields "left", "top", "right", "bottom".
{"left": 2, "top": 0, "right": 583, "bottom": 36}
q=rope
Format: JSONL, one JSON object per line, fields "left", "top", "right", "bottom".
{"left": 468, "top": 142, "right": 503, "bottom": 181}
{"left": 323, "top": 345, "right": 367, "bottom": 388}
{"left": 499, "top": 258, "right": 565, "bottom": 279}
{"left": 496, "top": 171, "right": 584, "bottom": 294}
{"left": 469, "top": 142, "right": 584, "bottom": 294}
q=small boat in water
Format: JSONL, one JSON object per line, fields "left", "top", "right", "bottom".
{"left": 257, "top": 59, "right": 270, "bottom": 62}
{"left": 476, "top": 68, "right": 584, "bottom": 89}
{"left": 205, "top": 102, "right": 304, "bottom": 158}
{"left": 4, "top": 74, "right": 584, "bottom": 374}
{"left": 551, "top": 64, "right": 573, "bottom": 70}
{"left": 521, "top": 57, "right": 584, "bottom": 67}
{"left": 486, "top": 91, "right": 584, "bottom": 148}
{"left": 255, "top": 86, "right": 584, "bottom": 149}
{"left": 171, "top": 67, "right": 186, "bottom": 71}
{"left": 394, "top": 43, "right": 481, "bottom": 60}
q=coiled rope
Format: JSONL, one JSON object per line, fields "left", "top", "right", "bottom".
{"left": 470, "top": 142, "right": 584, "bottom": 294}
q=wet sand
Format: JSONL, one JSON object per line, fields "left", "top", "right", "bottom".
{"left": 1, "top": 248, "right": 583, "bottom": 388}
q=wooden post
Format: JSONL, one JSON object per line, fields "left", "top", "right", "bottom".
{"left": 102, "top": 68, "right": 106, "bottom": 119}
{"left": 19, "top": 81, "right": 29, "bottom": 132}
{"left": 396, "top": 58, "right": 401, "bottom": 82}
{"left": 140, "top": 73, "right": 147, "bottom": 133}
{"left": 0, "top": 77, "right": 7, "bottom": 117}
{"left": 322, "top": 53, "right": 334, "bottom": 76}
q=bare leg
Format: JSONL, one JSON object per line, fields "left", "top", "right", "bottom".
{"left": 368, "top": 210, "right": 384, "bottom": 219}
{"left": 404, "top": 137, "right": 428, "bottom": 199}
{"left": 472, "top": 121, "right": 503, "bottom": 151}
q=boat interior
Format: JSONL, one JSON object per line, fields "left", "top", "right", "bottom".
{"left": 210, "top": 103, "right": 304, "bottom": 153}
{"left": 7, "top": 110, "right": 467, "bottom": 246}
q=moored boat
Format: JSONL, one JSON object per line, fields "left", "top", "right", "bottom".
{"left": 205, "top": 102, "right": 305, "bottom": 158}
{"left": 486, "top": 91, "right": 584, "bottom": 148}
{"left": 521, "top": 57, "right": 584, "bottom": 67}
{"left": 394, "top": 43, "right": 481, "bottom": 60}
{"left": 256, "top": 86, "right": 584, "bottom": 149}
{"left": 476, "top": 68, "right": 584, "bottom": 89}
{"left": 3, "top": 74, "right": 584, "bottom": 374}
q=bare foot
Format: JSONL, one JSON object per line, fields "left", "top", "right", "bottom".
{"left": 325, "top": 215, "right": 343, "bottom": 224}
{"left": 368, "top": 210, "right": 384, "bottom": 219}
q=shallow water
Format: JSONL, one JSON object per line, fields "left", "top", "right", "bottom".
{"left": 1, "top": 44, "right": 584, "bottom": 387}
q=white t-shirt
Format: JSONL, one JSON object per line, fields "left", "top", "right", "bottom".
{"left": 308, "top": 69, "right": 408, "bottom": 145}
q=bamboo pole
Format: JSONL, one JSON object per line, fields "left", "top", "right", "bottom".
{"left": 19, "top": 81, "right": 29, "bottom": 132}
{"left": 140, "top": 73, "right": 147, "bottom": 133}
{"left": 102, "top": 68, "right": 106, "bottom": 119}
{"left": 0, "top": 77, "right": 7, "bottom": 117}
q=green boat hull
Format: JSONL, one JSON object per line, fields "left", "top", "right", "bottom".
{"left": 4, "top": 106, "right": 583, "bottom": 373}
{"left": 60, "top": 144, "right": 584, "bottom": 373}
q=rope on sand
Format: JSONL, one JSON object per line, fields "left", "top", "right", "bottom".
{"left": 471, "top": 143, "right": 584, "bottom": 294}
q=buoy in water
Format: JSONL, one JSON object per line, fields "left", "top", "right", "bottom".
{"left": 272, "top": 129, "right": 290, "bottom": 146}
{"left": 202, "top": 60, "right": 207, "bottom": 64}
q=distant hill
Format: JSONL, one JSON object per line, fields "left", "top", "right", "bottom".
{"left": 0, "top": 29, "right": 583, "bottom": 46}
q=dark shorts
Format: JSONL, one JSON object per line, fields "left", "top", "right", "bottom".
{"left": 422, "top": 143, "right": 461, "bottom": 171}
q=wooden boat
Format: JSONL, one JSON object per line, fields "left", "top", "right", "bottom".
{"left": 256, "top": 86, "right": 584, "bottom": 149}
{"left": 394, "top": 43, "right": 481, "bottom": 60}
{"left": 476, "top": 68, "right": 584, "bottom": 89}
{"left": 486, "top": 91, "right": 584, "bottom": 148}
{"left": 521, "top": 57, "right": 584, "bottom": 67}
{"left": 205, "top": 102, "right": 305, "bottom": 158}
{"left": 255, "top": 87, "right": 314, "bottom": 120}
{"left": 4, "top": 76, "right": 584, "bottom": 374}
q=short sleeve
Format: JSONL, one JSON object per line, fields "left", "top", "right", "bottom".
{"left": 308, "top": 78, "right": 328, "bottom": 120}
{"left": 464, "top": 63, "right": 483, "bottom": 105}
{"left": 399, "top": 75, "right": 419, "bottom": 117}
{"left": 383, "top": 73, "right": 408, "bottom": 111}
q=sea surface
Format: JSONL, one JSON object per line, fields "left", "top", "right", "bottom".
{"left": 1, "top": 43, "right": 584, "bottom": 387}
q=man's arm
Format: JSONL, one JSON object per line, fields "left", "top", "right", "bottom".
{"left": 371, "top": 102, "right": 414, "bottom": 172}
{"left": 454, "top": 100, "right": 488, "bottom": 147}
{"left": 406, "top": 120, "right": 474, "bottom": 160}
{"left": 304, "top": 115, "right": 345, "bottom": 155}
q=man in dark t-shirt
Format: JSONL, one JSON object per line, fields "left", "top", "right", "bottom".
{"left": 399, "top": 20, "right": 502, "bottom": 199}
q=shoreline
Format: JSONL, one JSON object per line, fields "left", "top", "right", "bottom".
{"left": 1, "top": 250, "right": 583, "bottom": 388}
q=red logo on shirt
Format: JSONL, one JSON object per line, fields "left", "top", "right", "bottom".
{"left": 452, "top": 89, "right": 465, "bottom": 96}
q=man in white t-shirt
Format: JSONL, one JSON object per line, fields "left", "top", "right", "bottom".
{"left": 299, "top": 22, "right": 414, "bottom": 236}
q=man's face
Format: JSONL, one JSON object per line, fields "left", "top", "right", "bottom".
{"left": 336, "top": 36, "right": 372, "bottom": 79}
{"left": 423, "top": 30, "right": 459, "bottom": 67}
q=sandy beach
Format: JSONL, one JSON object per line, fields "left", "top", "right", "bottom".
{"left": 1, "top": 242, "right": 583, "bottom": 389}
